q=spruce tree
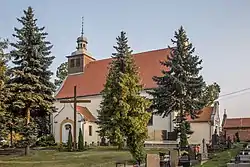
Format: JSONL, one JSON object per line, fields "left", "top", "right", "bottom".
{"left": 78, "top": 128, "right": 84, "bottom": 151}
{"left": 149, "top": 26, "right": 205, "bottom": 148}
{"left": 98, "top": 31, "right": 151, "bottom": 161}
{"left": 6, "top": 7, "right": 54, "bottom": 155}
{"left": 0, "top": 38, "right": 9, "bottom": 140}
{"left": 11, "top": 7, "right": 55, "bottom": 132}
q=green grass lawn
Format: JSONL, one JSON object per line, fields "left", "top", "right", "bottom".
{"left": 0, "top": 147, "right": 169, "bottom": 167}
{"left": 198, "top": 144, "right": 243, "bottom": 167}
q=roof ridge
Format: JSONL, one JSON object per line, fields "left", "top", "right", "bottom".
{"left": 227, "top": 117, "right": 250, "bottom": 119}
{"left": 132, "top": 48, "right": 169, "bottom": 56}
{"left": 88, "top": 48, "right": 169, "bottom": 63}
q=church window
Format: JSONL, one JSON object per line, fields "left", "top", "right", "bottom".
{"left": 65, "top": 124, "right": 71, "bottom": 130}
{"left": 89, "top": 125, "right": 92, "bottom": 136}
{"left": 76, "top": 58, "right": 81, "bottom": 67}
{"left": 70, "top": 59, "right": 75, "bottom": 68}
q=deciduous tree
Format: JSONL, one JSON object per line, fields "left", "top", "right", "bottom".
{"left": 202, "top": 82, "right": 221, "bottom": 106}
{"left": 54, "top": 62, "right": 68, "bottom": 88}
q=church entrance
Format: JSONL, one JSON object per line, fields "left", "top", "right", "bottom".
{"left": 62, "top": 123, "right": 72, "bottom": 143}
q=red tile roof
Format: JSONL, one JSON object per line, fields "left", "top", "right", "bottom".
{"left": 55, "top": 48, "right": 170, "bottom": 99}
{"left": 186, "top": 107, "right": 213, "bottom": 122}
{"left": 224, "top": 129, "right": 250, "bottom": 142}
{"left": 223, "top": 118, "right": 250, "bottom": 128}
{"left": 76, "top": 106, "right": 96, "bottom": 122}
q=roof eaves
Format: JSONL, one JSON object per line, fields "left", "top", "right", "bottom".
{"left": 55, "top": 87, "right": 156, "bottom": 100}
{"left": 54, "top": 75, "right": 69, "bottom": 98}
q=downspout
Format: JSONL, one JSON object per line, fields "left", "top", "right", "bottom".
{"left": 209, "top": 121, "right": 212, "bottom": 141}
{"left": 170, "top": 113, "right": 172, "bottom": 132}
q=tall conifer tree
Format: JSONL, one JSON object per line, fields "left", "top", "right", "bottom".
{"left": 0, "top": 38, "right": 9, "bottom": 140}
{"left": 98, "top": 32, "right": 151, "bottom": 161}
{"left": 149, "top": 26, "right": 205, "bottom": 147}
{"left": 7, "top": 6, "right": 54, "bottom": 154}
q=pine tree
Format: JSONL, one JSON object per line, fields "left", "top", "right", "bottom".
{"left": 97, "top": 31, "right": 151, "bottom": 161}
{"left": 149, "top": 26, "right": 205, "bottom": 148}
{"left": 6, "top": 7, "right": 54, "bottom": 155}
{"left": 67, "top": 128, "right": 73, "bottom": 151}
{"left": 78, "top": 128, "right": 84, "bottom": 151}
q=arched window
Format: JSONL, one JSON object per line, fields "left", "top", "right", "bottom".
{"left": 65, "top": 124, "right": 71, "bottom": 130}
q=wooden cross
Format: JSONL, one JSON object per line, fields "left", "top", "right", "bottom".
{"left": 60, "top": 86, "right": 91, "bottom": 150}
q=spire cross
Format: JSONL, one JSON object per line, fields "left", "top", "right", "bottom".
{"left": 81, "top": 16, "right": 84, "bottom": 36}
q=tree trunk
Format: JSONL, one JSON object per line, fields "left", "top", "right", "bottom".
{"left": 10, "top": 126, "right": 13, "bottom": 148}
{"left": 179, "top": 100, "right": 186, "bottom": 148}
{"left": 117, "top": 141, "right": 124, "bottom": 150}
{"left": 25, "top": 107, "right": 30, "bottom": 156}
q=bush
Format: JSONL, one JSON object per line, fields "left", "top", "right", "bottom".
{"left": 78, "top": 128, "right": 84, "bottom": 151}
{"left": 243, "top": 143, "right": 248, "bottom": 148}
{"left": 235, "top": 132, "right": 240, "bottom": 142}
{"left": 67, "top": 129, "right": 73, "bottom": 151}
{"left": 36, "top": 134, "right": 56, "bottom": 147}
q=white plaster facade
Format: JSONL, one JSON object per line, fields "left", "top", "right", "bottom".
{"left": 52, "top": 90, "right": 174, "bottom": 145}
{"left": 188, "top": 102, "right": 221, "bottom": 147}
{"left": 188, "top": 122, "right": 213, "bottom": 145}
{"left": 52, "top": 102, "right": 100, "bottom": 145}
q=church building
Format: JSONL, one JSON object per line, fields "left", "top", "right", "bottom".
{"left": 52, "top": 31, "right": 176, "bottom": 146}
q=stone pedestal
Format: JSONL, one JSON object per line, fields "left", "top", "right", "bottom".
{"left": 170, "top": 150, "right": 179, "bottom": 167}
{"left": 146, "top": 154, "right": 160, "bottom": 167}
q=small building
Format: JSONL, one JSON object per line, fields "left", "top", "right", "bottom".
{"left": 222, "top": 112, "right": 250, "bottom": 142}
{"left": 186, "top": 101, "right": 221, "bottom": 148}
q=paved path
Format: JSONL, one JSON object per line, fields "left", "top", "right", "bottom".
{"left": 201, "top": 160, "right": 207, "bottom": 165}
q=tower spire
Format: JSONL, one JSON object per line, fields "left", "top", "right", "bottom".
{"left": 81, "top": 16, "right": 84, "bottom": 36}
{"left": 76, "top": 16, "right": 88, "bottom": 51}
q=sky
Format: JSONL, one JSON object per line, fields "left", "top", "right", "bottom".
{"left": 1, "top": 0, "right": 250, "bottom": 118}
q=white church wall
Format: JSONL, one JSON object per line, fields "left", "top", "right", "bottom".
{"left": 53, "top": 89, "right": 174, "bottom": 143}
{"left": 140, "top": 90, "right": 174, "bottom": 133}
{"left": 83, "top": 122, "right": 100, "bottom": 145}
{"left": 52, "top": 102, "right": 92, "bottom": 144}
{"left": 53, "top": 102, "right": 73, "bottom": 142}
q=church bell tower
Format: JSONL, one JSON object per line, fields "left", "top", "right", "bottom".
{"left": 67, "top": 17, "right": 95, "bottom": 74}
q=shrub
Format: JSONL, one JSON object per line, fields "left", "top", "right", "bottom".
{"left": 78, "top": 128, "right": 84, "bottom": 151}
{"left": 67, "top": 129, "right": 73, "bottom": 151}
{"left": 36, "top": 134, "right": 56, "bottom": 147}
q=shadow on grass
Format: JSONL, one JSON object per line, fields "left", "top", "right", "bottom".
{"left": 0, "top": 148, "right": 24, "bottom": 156}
